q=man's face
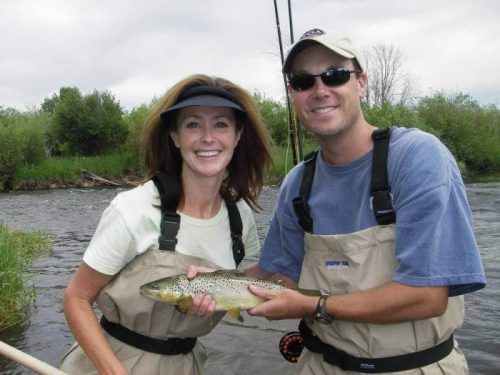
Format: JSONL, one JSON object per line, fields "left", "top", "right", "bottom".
{"left": 288, "top": 44, "right": 367, "bottom": 138}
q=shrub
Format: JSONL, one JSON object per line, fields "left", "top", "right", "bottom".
{"left": 0, "top": 108, "right": 48, "bottom": 189}
{"left": 47, "top": 87, "right": 128, "bottom": 156}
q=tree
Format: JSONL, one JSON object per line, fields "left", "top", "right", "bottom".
{"left": 46, "top": 87, "right": 128, "bottom": 156}
{"left": 365, "top": 44, "right": 417, "bottom": 107}
{"left": 253, "top": 92, "right": 288, "bottom": 146}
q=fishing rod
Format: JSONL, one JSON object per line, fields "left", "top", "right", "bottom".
{"left": 273, "top": 0, "right": 302, "bottom": 165}
{"left": 287, "top": 0, "right": 303, "bottom": 162}
{"left": 0, "top": 340, "right": 68, "bottom": 375}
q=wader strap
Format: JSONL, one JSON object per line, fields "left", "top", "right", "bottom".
{"left": 151, "top": 171, "right": 245, "bottom": 265}
{"left": 292, "top": 151, "right": 318, "bottom": 233}
{"left": 370, "top": 128, "right": 396, "bottom": 225}
{"left": 152, "top": 172, "right": 181, "bottom": 251}
{"left": 227, "top": 201, "right": 245, "bottom": 266}
{"left": 299, "top": 320, "right": 454, "bottom": 373}
{"left": 100, "top": 315, "right": 196, "bottom": 355}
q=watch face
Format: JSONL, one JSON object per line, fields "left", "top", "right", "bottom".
{"left": 314, "top": 313, "right": 333, "bottom": 324}
{"left": 314, "top": 294, "right": 334, "bottom": 324}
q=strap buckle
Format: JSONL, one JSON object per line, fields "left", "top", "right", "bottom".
{"left": 159, "top": 212, "right": 180, "bottom": 250}
{"left": 370, "top": 190, "right": 396, "bottom": 225}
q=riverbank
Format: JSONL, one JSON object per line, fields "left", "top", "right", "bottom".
{"left": 8, "top": 167, "right": 500, "bottom": 192}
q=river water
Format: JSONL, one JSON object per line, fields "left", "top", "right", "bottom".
{"left": 0, "top": 183, "right": 498, "bottom": 374}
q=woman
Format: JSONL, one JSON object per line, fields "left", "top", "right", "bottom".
{"left": 60, "top": 74, "right": 273, "bottom": 375}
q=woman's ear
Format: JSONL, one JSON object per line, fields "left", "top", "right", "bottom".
{"left": 169, "top": 131, "right": 180, "bottom": 148}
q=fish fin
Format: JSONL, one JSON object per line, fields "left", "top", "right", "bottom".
{"left": 176, "top": 295, "right": 193, "bottom": 313}
{"left": 296, "top": 288, "right": 322, "bottom": 296}
{"left": 212, "top": 269, "right": 245, "bottom": 277}
{"left": 228, "top": 308, "right": 244, "bottom": 322}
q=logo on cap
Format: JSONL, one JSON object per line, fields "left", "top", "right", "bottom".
{"left": 299, "top": 28, "right": 325, "bottom": 40}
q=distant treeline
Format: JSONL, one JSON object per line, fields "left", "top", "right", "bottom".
{"left": 1, "top": 87, "right": 499, "bottom": 190}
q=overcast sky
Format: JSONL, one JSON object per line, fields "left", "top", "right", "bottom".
{"left": 1, "top": 0, "right": 499, "bottom": 112}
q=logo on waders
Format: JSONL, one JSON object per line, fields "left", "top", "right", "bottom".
{"left": 324, "top": 260, "right": 350, "bottom": 270}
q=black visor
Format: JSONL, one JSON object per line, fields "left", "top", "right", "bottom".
{"left": 161, "top": 85, "right": 245, "bottom": 126}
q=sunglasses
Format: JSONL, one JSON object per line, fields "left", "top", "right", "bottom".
{"left": 288, "top": 67, "right": 361, "bottom": 92}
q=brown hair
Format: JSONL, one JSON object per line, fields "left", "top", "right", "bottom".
{"left": 141, "top": 74, "right": 273, "bottom": 211}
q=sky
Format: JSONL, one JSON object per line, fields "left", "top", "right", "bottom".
{"left": 1, "top": 0, "right": 499, "bottom": 112}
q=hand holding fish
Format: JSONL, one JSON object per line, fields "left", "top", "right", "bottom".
{"left": 247, "top": 285, "right": 317, "bottom": 321}
{"left": 139, "top": 270, "right": 291, "bottom": 322}
{"left": 185, "top": 265, "right": 218, "bottom": 317}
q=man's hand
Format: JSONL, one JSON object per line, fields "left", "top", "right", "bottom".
{"left": 247, "top": 285, "right": 316, "bottom": 320}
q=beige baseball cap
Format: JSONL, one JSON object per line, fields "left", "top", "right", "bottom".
{"left": 282, "top": 28, "right": 365, "bottom": 73}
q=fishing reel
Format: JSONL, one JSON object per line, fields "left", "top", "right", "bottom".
{"left": 279, "top": 331, "right": 303, "bottom": 363}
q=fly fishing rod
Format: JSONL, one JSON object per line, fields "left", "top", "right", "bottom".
{"left": 273, "top": 0, "right": 303, "bottom": 165}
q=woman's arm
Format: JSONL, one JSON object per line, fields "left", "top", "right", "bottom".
{"left": 63, "top": 261, "right": 128, "bottom": 375}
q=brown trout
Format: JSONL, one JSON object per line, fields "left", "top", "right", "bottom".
{"left": 139, "top": 270, "right": 293, "bottom": 322}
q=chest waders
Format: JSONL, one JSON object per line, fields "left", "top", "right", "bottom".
{"left": 60, "top": 172, "right": 246, "bottom": 375}
{"left": 98, "top": 171, "right": 245, "bottom": 355}
{"left": 292, "top": 128, "right": 463, "bottom": 374}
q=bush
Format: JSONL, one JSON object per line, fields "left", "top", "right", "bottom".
{"left": 47, "top": 87, "right": 128, "bottom": 156}
{"left": 417, "top": 92, "right": 500, "bottom": 171}
{"left": 254, "top": 92, "right": 289, "bottom": 146}
{"left": 363, "top": 101, "right": 424, "bottom": 130}
{"left": 0, "top": 108, "right": 48, "bottom": 189}
{"left": 124, "top": 102, "right": 153, "bottom": 160}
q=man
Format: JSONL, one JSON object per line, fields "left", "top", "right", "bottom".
{"left": 246, "top": 28, "right": 486, "bottom": 374}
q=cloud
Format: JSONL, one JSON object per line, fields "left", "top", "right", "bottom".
{"left": 1, "top": 0, "right": 499, "bottom": 111}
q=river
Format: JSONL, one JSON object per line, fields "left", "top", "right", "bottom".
{"left": 0, "top": 183, "right": 498, "bottom": 374}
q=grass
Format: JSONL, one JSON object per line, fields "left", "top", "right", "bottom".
{"left": 13, "top": 150, "right": 142, "bottom": 189}
{"left": 0, "top": 223, "right": 52, "bottom": 331}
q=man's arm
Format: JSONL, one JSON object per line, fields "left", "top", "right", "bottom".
{"left": 248, "top": 281, "right": 449, "bottom": 323}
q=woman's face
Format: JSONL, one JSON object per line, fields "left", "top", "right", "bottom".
{"left": 170, "top": 106, "right": 242, "bottom": 180}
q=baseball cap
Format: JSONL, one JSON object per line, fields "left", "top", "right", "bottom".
{"left": 282, "top": 28, "right": 365, "bottom": 73}
{"left": 161, "top": 85, "right": 245, "bottom": 125}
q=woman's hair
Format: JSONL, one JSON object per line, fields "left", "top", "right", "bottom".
{"left": 141, "top": 74, "right": 273, "bottom": 211}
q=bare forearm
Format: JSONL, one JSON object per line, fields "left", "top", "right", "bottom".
{"left": 64, "top": 297, "right": 127, "bottom": 374}
{"left": 324, "top": 282, "right": 449, "bottom": 323}
{"left": 249, "top": 282, "right": 449, "bottom": 324}
{"left": 63, "top": 296, "right": 127, "bottom": 375}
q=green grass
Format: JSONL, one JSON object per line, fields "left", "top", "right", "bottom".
{"left": 0, "top": 224, "right": 52, "bottom": 331}
{"left": 13, "top": 150, "right": 142, "bottom": 189}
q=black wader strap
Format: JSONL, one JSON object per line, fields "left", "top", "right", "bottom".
{"left": 370, "top": 128, "right": 396, "bottom": 225}
{"left": 151, "top": 171, "right": 245, "bottom": 265}
{"left": 152, "top": 172, "right": 181, "bottom": 251}
{"left": 226, "top": 201, "right": 245, "bottom": 267}
{"left": 299, "top": 320, "right": 453, "bottom": 373}
{"left": 292, "top": 151, "right": 318, "bottom": 233}
{"left": 100, "top": 315, "right": 196, "bottom": 355}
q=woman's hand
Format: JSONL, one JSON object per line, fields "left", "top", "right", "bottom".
{"left": 185, "top": 265, "right": 217, "bottom": 317}
{"left": 185, "top": 265, "right": 216, "bottom": 279}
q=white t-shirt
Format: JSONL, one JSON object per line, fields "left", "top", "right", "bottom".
{"left": 83, "top": 180, "right": 260, "bottom": 275}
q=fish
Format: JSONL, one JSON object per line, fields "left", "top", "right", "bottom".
{"left": 139, "top": 270, "right": 304, "bottom": 322}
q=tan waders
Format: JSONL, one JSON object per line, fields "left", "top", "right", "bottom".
{"left": 60, "top": 250, "right": 226, "bottom": 375}
{"left": 296, "top": 225, "right": 468, "bottom": 374}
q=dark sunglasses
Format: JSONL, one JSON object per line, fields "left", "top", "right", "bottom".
{"left": 288, "top": 67, "right": 361, "bottom": 92}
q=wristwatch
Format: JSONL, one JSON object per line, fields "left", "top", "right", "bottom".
{"left": 314, "top": 294, "right": 334, "bottom": 324}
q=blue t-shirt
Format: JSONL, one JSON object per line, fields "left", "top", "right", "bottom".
{"left": 259, "top": 127, "right": 486, "bottom": 296}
